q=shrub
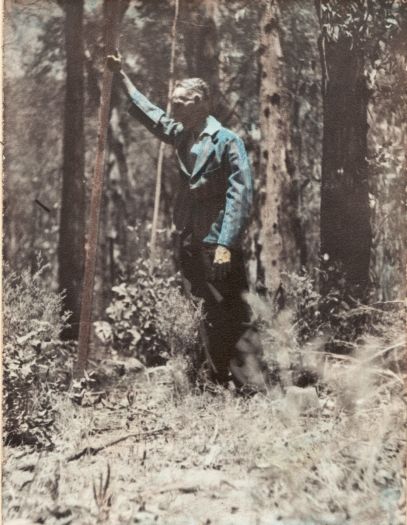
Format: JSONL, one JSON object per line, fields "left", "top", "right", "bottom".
{"left": 3, "top": 263, "right": 73, "bottom": 447}
{"left": 3, "top": 263, "right": 68, "bottom": 346}
{"left": 273, "top": 271, "right": 404, "bottom": 352}
{"left": 246, "top": 270, "right": 405, "bottom": 386}
{"left": 96, "top": 257, "right": 204, "bottom": 367}
{"left": 155, "top": 285, "right": 203, "bottom": 356}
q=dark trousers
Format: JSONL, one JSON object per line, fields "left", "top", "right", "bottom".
{"left": 179, "top": 243, "right": 269, "bottom": 391}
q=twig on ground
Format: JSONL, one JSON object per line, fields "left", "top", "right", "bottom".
{"left": 139, "top": 479, "right": 236, "bottom": 498}
{"left": 66, "top": 426, "right": 170, "bottom": 462}
{"left": 99, "top": 400, "right": 160, "bottom": 418}
{"left": 89, "top": 426, "right": 124, "bottom": 435}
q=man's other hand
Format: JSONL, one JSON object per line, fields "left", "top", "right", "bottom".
{"left": 106, "top": 51, "right": 122, "bottom": 73}
{"left": 213, "top": 245, "right": 231, "bottom": 280}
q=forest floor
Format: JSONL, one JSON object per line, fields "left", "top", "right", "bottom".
{"left": 3, "top": 346, "right": 406, "bottom": 525}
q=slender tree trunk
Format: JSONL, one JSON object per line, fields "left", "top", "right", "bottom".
{"left": 150, "top": 0, "right": 180, "bottom": 266}
{"left": 318, "top": 33, "right": 371, "bottom": 302}
{"left": 75, "top": 0, "right": 122, "bottom": 376}
{"left": 103, "top": 106, "right": 130, "bottom": 289}
{"left": 59, "top": 0, "right": 85, "bottom": 340}
{"left": 83, "top": 1, "right": 130, "bottom": 316}
{"left": 258, "top": 0, "right": 291, "bottom": 294}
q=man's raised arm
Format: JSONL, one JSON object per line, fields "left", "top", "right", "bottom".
{"left": 107, "top": 53, "right": 182, "bottom": 145}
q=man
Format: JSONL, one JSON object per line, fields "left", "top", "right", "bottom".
{"left": 107, "top": 53, "right": 268, "bottom": 392}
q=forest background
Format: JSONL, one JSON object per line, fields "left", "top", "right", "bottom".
{"left": 2, "top": 1, "right": 407, "bottom": 524}
{"left": 4, "top": 0, "right": 406, "bottom": 316}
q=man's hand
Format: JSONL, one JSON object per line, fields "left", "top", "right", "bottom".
{"left": 213, "top": 245, "right": 231, "bottom": 280}
{"left": 106, "top": 51, "right": 122, "bottom": 73}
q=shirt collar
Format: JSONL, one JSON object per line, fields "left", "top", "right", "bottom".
{"left": 199, "top": 115, "right": 222, "bottom": 137}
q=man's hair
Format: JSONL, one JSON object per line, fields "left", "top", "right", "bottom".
{"left": 174, "top": 78, "right": 210, "bottom": 101}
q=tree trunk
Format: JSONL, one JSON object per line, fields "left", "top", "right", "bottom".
{"left": 319, "top": 37, "right": 371, "bottom": 302}
{"left": 83, "top": 1, "right": 130, "bottom": 316}
{"left": 59, "top": 0, "right": 85, "bottom": 340}
{"left": 75, "top": 0, "right": 122, "bottom": 376}
{"left": 180, "top": 0, "right": 224, "bottom": 119}
{"left": 258, "top": 0, "right": 292, "bottom": 294}
{"left": 106, "top": 106, "right": 130, "bottom": 279}
{"left": 150, "top": 0, "right": 180, "bottom": 266}
{"left": 279, "top": 1, "right": 323, "bottom": 273}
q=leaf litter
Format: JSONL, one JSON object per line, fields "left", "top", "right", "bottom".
{"left": 3, "top": 338, "right": 406, "bottom": 525}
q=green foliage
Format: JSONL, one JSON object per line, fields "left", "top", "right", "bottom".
{"left": 4, "top": 0, "right": 406, "bottom": 308}
{"left": 279, "top": 0, "right": 322, "bottom": 271}
{"left": 245, "top": 272, "right": 404, "bottom": 416}
{"left": 3, "top": 263, "right": 73, "bottom": 447}
{"left": 317, "top": 0, "right": 402, "bottom": 49}
{"left": 249, "top": 270, "right": 405, "bottom": 362}
{"left": 3, "top": 261, "right": 68, "bottom": 347}
{"left": 368, "top": 52, "right": 406, "bottom": 300}
{"left": 155, "top": 285, "right": 203, "bottom": 356}
{"left": 281, "top": 272, "right": 323, "bottom": 341}
{"left": 4, "top": 73, "right": 63, "bottom": 282}
{"left": 96, "top": 258, "right": 204, "bottom": 366}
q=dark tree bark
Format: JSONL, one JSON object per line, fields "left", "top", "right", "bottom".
{"left": 58, "top": 0, "right": 86, "bottom": 340}
{"left": 105, "top": 105, "right": 130, "bottom": 280}
{"left": 180, "top": 0, "right": 224, "bottom": 120}
{"left": 317, "top": 17, "right": 371, "bottom": 302}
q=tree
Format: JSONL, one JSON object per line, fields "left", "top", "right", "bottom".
{"left": 75, "top": 0, "right": 124, "bottom": 375}
{"left": 150, "top": 0, "right": 180, "bottom": 265}
{"left": 316, "top": 0, "right": 371, "bottom": 304}
{"left": 315, "top": 0, "right": 402, "bottom": 303}
{"left": 58, "top": 0, "right": 86, "bottom": 339}
{"left": 83, "top": 1, "right": 131, "bottom": 309}
{"left": 368, "top": 8, "right": 407, "bottom": 301}
{"left": 258, "top": 0, "right": 292, "bottom": 294}
{"left": 279, "top": 0, "right": 323, "bottom": 272}
{"left": 180, "top": 0, "right": 224, "bottom": 119}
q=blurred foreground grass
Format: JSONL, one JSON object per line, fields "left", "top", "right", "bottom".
{"left": 3, "top": 336, "right": 406, "bottom": 525}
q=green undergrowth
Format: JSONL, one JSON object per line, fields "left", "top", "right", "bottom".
{"left": 3, "top": 263, "right": 406, "bottom": 524}
{"left": 3, "top": 263, "right": 75, "bottom": 447}
{"left": 94, "top": 257, "right": 204, "bottom": 368}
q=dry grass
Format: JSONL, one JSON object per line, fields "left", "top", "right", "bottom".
{"left": 3, "top": 323, "right": 406, "bottom": 525}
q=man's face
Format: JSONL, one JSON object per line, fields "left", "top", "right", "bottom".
{"left": 171, "top": 86, "right": 209, "bottom": 129}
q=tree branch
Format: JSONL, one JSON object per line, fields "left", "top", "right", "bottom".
{"left": 67, "top": 426, "right": 170, "bottom": 462}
